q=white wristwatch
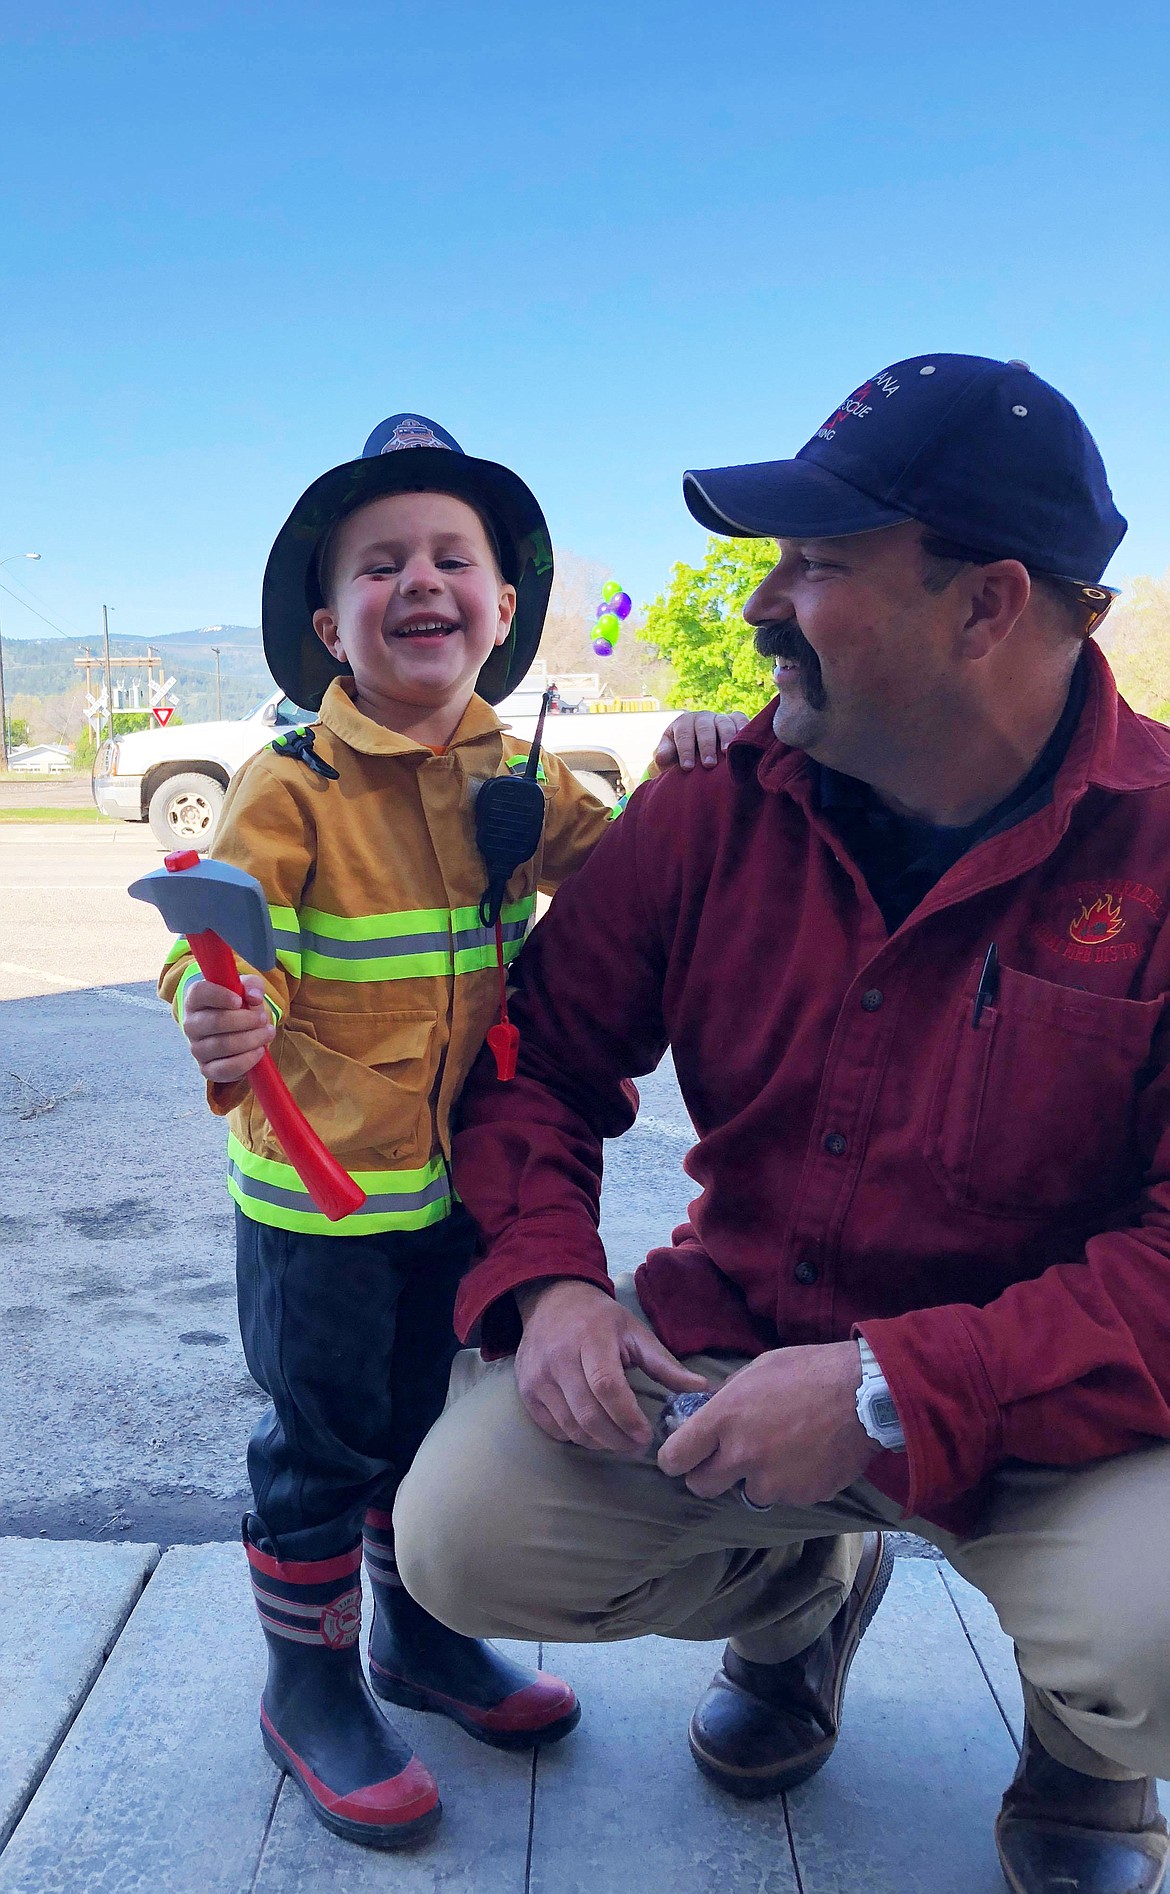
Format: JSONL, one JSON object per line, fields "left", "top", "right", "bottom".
{"left": 855, "top": 1337, "right": 906, "bottom": 1452}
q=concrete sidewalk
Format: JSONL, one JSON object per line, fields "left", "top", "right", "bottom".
{"left": 2, "top": 1538, "right": 1164, "bottom": 1892}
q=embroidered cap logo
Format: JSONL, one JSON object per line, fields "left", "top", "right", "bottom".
{"left": 815, "top": 369, "right": 900, "bottom": 443}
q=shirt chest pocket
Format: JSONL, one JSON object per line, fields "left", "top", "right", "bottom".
{"left": 924, "top": 964, "right": 1163, "bottom": 1219}
{"left": 273, "top": 1009, "right": 438, "bottom": 1163}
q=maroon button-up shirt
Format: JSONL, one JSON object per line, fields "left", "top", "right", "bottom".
{"left": 451, "top": 645, "right": 1170, "bottom": 1529}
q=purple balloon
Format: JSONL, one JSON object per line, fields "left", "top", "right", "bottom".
{"left": 592, "top": 637, "right": 614, "bottom": 657}
{"left": 595, "top": 601, "right": 611, "bottom": 619}
{"left": 611, "top": 592, "right": 632, "bottom": 619}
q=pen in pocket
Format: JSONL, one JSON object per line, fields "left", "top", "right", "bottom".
{"left": 972, "top": 942, "right": 1000, "bottom": 1028}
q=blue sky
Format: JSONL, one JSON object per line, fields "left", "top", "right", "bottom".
{"left": 1, "top": 0, "right": 1167, "bottom": 644}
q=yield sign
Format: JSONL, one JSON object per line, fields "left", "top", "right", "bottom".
{"left": 152, "top": 705, "right": 175, "bottom": 727}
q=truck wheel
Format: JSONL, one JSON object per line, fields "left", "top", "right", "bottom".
{"left": 148, "top": 773, "right": 225, "bottom": 850}
{"left": 572, "top": 769, "right": 621, "bottom": 808}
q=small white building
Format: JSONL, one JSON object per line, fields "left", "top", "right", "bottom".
{"left": 7, "top": 743, "right": 72, "bottom": 774}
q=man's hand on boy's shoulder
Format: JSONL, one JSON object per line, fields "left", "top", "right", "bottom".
{"left": 655, "top": 710, "right": 749, "bottom": 774}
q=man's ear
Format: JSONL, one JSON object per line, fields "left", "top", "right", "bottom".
{"left": 494, "top": 584, "right": 518, "bottom": 648}
{"left": 958, "top": 560, "right": 1031, "bottom": 661}
{"left": 313, "top": 606, "right": 344, "bottom": 660}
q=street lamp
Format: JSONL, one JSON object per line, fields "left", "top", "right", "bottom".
{"left": 0, "top": 553, "right": 42, "bottom": 773}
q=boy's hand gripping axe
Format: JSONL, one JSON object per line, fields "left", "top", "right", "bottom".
{"left": 130, "top": 850, "right": 366, "bottom": 1221}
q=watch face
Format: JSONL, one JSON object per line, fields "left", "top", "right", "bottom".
{"left": 858, "top": 1382, "right": 904, "bottom": 1448}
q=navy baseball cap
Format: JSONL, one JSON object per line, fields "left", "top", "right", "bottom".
{"left": 262, "top": 413, "right": 554, "bottom": 709}
{"left": 683, "top": 354, "right": 1126, "bottom": 585}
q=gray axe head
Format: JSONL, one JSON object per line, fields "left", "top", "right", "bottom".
{"left": 129, "top": 855, "right": 275, "bottom": 970}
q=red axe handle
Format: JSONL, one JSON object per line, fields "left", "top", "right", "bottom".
{"left": 186, "top": 929, "right": 366, "bottom": 1223}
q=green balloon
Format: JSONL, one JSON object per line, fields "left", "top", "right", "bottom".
{"left": 595, "top": 612, "right": 621, "bottom": 642}
{"left": 601, "top": 580, "right": 622, "bottom": 602}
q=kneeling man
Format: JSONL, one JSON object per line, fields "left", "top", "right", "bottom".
{"left": 396, "top": 355, "right": 1170, "bottom": 1894}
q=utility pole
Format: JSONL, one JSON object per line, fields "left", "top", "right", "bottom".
{"left": 0, "top": 605, "right": 8, "bottom": 772}
{"left": 211, "top": 645, "right": 222, "bottom": 721}
{"left": 0, "top": 553, "right": 41, "bottom": 770}
{"left": 102, "top": 604, "right": 116, "bottom": 748}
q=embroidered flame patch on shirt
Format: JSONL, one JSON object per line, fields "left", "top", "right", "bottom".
{"left": 1068, "top": 892, "right": 1125, "bottom": 945}
{"left": 1031, "top": 881, "right": 1163, "bottom": 967}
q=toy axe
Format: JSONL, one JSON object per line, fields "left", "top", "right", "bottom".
{"left": 130, "top": 849, "right": 366, "bottom": 1222}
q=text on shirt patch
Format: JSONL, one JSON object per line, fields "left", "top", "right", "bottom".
{"left": 1030, "top": 881, "right": 1163, "bottom": 966}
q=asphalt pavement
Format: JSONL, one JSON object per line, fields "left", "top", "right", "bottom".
{"left": 0, "top": 774, "right": 96, "bottom": 810}
{"left": 0, "top": 823, "right": 699, "bottom": 1545}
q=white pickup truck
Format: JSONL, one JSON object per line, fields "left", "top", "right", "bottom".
{"left": 92, "top": 684, "right": 676, "bottom": 849}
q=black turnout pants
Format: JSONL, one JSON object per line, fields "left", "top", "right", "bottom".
{"left": 235, "top": 1206, "right": 476, "bottom": 1562}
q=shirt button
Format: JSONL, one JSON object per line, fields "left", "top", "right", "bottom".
{"left": 824, "top": 1131, "right": 848, "bottom": 1156}
{"left": 861, "top": 988, "right": 884, "bottom": 1012}
{"left": 794, "top": 1260, "right": 819, "bottom": 1285}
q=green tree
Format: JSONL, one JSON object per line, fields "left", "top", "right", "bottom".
{"left": 638, "top": 537, "right": 777, "bottom": 711}
{"left": 72, "top": 709, "right": 181, "bottom": 768}
{"left": 4, "top": 715, "right": 30, "bottom": 748}
{"left": 1097, "top": 569, "right": 1170, "bottom": 723}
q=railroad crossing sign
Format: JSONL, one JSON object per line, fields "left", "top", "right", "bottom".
{"left": 149, "top": 670, "right": 177, "bottom": 725}
{"left": 74, "top": 648, "right": 178, "bottom": 738}
{"left": 84, "top": 687, "right": 108, "bottom": 739}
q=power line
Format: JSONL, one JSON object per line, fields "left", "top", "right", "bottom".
{"left": 0, "top": 577, "right": 83, "bottom": 640}
{"left": 0, "top": 560, "right": 54, "bottom": 607}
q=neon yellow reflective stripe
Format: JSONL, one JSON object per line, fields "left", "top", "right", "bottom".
{"left": 172, "top": 953, "right": 281, "bottom": 1023}
{"left": 295, "top": 897, "right": 535, "bottom": 983}
{"left": 448, "top": 897, "right": 534, "bottom": 932}
{"left": 299, "top": 903, "right": 450, "bottom": 982}
{"left": 163, "top": 902, "right": 301, "bottom": 979}
{"left": 175, "top": 962, "right": 202, "bottom": 1022}
{"left": 505, "top": 754, "right": 546, "bottom": 781}
{"left": 450, "top": 896, "right": 535, "bottom": 974}
{"left": 226, "top": 1135, "right": 452, "bottom": 1236}
{"left": 269, "top": 904, "right": 301, "bottom": 978}
{"left": 300, "top": 905, "right": 451, "bottom": 942}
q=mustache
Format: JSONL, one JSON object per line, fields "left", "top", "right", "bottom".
{"left": 753, "top": 618, "right": 827, "bottom": 711}
{"left": 753, "top": 617, "right": 813, "bottom": 663}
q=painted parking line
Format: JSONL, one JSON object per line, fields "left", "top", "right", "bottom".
{"left": 0, "top": 963, "right": 157, "bottom": 1010}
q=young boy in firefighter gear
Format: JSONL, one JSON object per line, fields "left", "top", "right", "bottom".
{"left": 161, "top": 413, "right": 742, "bottom": 1850}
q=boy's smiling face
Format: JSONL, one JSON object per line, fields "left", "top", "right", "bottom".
{"left": 311, "top": 490, "right": 516, "bottom": 737}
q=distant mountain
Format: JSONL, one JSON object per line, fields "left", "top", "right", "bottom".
{"left": 2, "top": 628, "right": 275, "bottom": 731}
{"left": 149, "top": 623, "right": 264, "bottom": 659}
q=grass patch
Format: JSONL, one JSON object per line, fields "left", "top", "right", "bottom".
{"left": 0, "top": 808, "right": 116, "bottom": 823}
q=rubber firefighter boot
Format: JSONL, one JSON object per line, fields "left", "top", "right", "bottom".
{"left": 996, "top": 1719, "right": 1168, "bottom": 1894}
{"left": 245, "top": 1523, "right": 440, "bottom": 1848}
{"left": 363, "top": 1508, "right": 581, "bottom": 1750}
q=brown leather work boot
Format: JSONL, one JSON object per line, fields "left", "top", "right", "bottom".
{"left": 996, "top": 1721, "right": 1168, "bottom": 1894}
{"left": 688, "top": 1530, "right": 892, "bottom": 1799}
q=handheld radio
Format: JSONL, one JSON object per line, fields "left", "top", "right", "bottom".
{"left": 474, "top": 691, "right": 552, "bottom": 1080}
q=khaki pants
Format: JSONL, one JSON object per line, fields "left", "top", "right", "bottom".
{"left": 394, "top": 1293, "right": 1170, "bottom": 1784}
